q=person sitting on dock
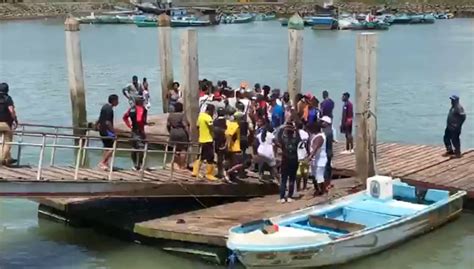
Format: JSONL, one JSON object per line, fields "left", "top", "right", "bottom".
{"left": 443, "top": 95, "right": 466, "bottom": 158}
{"left": 123, "top": 96, "right": 147, "bottom": 171}
{"left": 193, "top": 104, "right": 217, "bottom": 180}
{"left": 122, "top": 75, "right": 143, "bottom": 109}
{"left": 167, "top": 102, "right": 190, "bottom": 170}
{"left": 0, "top": 82, "right": 18, "bottom": 167}
{"left": 340, "top": 92, "right": 354, "bottom": 154}
{"left": 97, "top": 94, "right": 119, "bottom": 171}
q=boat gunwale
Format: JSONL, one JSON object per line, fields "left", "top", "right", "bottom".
{"left": 227, "top": 189, "right": 466, "bottom": 252}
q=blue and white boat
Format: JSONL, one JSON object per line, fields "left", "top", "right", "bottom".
{"left": 309, "top": 16, "right": 338, "bottom": 30}
{"left": 227, "top": 176, "right": 466, "bottom": 268}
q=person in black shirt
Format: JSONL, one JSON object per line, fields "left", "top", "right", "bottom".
{"left": 213, "top": 107, "right": 227, "bottom": 178}
{"left": 276, "top": 121, "right": 301, "bottom": 203}
{"left": 0, "top": 83, "right": 18, "bottom": 166}
{"left": 443, "top": 95, "right": 466, "bottom": 158}
{"left": 97, "top": 94, "right": 119, "bottom": 170}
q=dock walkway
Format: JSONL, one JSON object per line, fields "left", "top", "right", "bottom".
{"left": 132, "top": 142, "right": 473, "bottom": 247}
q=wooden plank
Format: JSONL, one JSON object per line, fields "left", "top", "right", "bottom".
{"left": 2, "top": 167, "right": 38, "bottom": 179}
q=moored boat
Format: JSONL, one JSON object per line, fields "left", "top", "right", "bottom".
{"left": 227, "top": 176, "right": 466, "bottom": 268}
{"left": 310, "top": 16, "right": 338, "bottom": 30}
{"left": 261, "top": 13, "right": 276, "bottom": 21}
{"left": 392, "top": 13, "right": 412, "bottom": 24}
{"left": 134, "top": 19, "right": 158, "bottom": 27}
{"left": 351, "top": 21, "right": 390, "bottom": 30}
{"left": 171, "top": 16, "right": 211, "bottom": 27}
{"left": 223, "top": 14, "right": 256, "bottom": 24}
{"left": 409, "top": 14, "right": 436, "bottom": 24}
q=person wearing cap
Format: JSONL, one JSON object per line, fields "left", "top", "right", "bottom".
{"left": 123, "top": 95, "right": 147, "bottom": 170}
{"left": 340, "top": 92, "right": 354, "bottom": 154}
{"left": 0, "top": 82, "right": 18, "bottom": 166}
{"left": 443, "top": 95, "right": 466, "bottom": 158}
{"left": 321, "top": 116, "right": 334, "bottom": 190}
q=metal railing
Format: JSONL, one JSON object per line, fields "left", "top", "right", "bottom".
{"left": 1, "top": 123, "right": 201, "bottom": 182}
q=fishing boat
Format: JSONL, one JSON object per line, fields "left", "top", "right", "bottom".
{"left": 134, "top": 19, "right": 158, "bottom": 27}
{"left": 310, "top": 16, "right": 338, "bottom": 30}
{"left": 227, "top": 176, "right": 466, "bottom": 268}
{"left": 259, "top": 13, "right": 276, "bottom": 21}
{"left": 171, "top": 16, "right": 212, "bottom": 27}
{"left": 77, "top": 13, "right": 122, "bottom": 24}
{"left": 223, "top": 14, "right": 255, "bottom": 24}
{"left": 338, "top": 15, "right": 359, "bottom": 30}
{"left": 392, "top": 13, "right": 412, "bottom": 24}
{"left": 409, "top": 14, "right": 436, "bottom": 24}
{"left": 351, "top": 21, "right": 390, "bottom": 30}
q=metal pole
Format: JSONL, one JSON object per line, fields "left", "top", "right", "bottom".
{"left": 139, "top": 142, "right": 149, "bottom": 181}
{"left": 162, "top": 142, "right": 169, "bottom": 169}
{"left": 108, "top": 139, "right": 117, "bottom": 180}
{"left": 74, "top": 137, "right": 83, "bottom": 180}
{"left": 36, "top": 134, "right": 46, "bottom": 180}
{"left": 50, "top": 127, "right": 59, "bottom": 166}
{"left": 170, "top": 144, "right": 177, "bottom": 179}
{"left": 16, "top": 125, "right": 25, "bottom": 165}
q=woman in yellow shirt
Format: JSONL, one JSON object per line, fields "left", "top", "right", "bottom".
{"left": 224, "top": 114, "right": 243, "bottom": 182}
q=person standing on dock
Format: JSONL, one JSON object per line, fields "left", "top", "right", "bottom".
{"left": 213, "top": 107, "right": 227, "bottom": 179}
{"left": 321, "top": 90, "right": 334, "bottom": 119}
{"left": 276, "top": 121, "right": 301, "bottom": 203}
{"left": 307, "top": 123, "right": 327, "bottom": 196}
{"left": 321, "top": 116, "right": 334, "bottom": 191}
{"left": 167, "top": 82, "right": 182, "bottom": 113}
{"left": 122, "top": 75, "right": 143, "bottom": 108}
{"left": 340, "top": 92, "right": 354, "bottom": 154}
{"left": 167, "top": 102, "right": 190, "bottom": 170}
{"left": 443, "top": 95, "right": 466, "bottom": 158}
{"left": 123, "top": 96, "right": 147, "bottom": 171}
{"left": 97, "top": 94, "right": 119, "bottom": 171}
{"left": 224, "top": 113, "right": 243, "bottom": 182}
{"left": 193, "top": 104, "right": 217, "bottom": 180}
{"left": 0, "top": 83, "right": 18, "bottom": 167}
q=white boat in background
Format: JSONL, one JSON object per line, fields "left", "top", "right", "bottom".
{"left": 227, "top": 176, "right": 466, "bottom": 268}
{"left": 338, "top": 14, "right": 359, "bottom": 29}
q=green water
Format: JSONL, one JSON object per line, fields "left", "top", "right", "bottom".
{"left": 1, "top": 18, "right": 473, "bottom": 268}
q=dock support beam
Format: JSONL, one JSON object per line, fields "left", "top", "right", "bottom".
{"left": 355, "top": 33, "right": 378, "bottom": 184}
{"left": 181, "top": 29, "right": 200, "bottom": 143}
{"left": 158, "top": 14, "right": 174, "bottom": 113}
{"left": 64, "top": 17, "right": 87, "bottom": 137}
{"left": 287, "top": 13, "right": 304, "bottom": 106}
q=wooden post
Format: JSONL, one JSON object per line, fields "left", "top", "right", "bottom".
{"left": 287, "top": 13, "right": 304, "bottom": 106}
{"left": 181, "top": 29, "right": 200, "bottom": 143}
{"left": 355, "top": 33, "right": 378, "bottom": 184}
{"left": 64, "top": 17, "right": 87, "bottom": 137}
{"left": 158, "top": 14, "right": 174, "bottom": 113}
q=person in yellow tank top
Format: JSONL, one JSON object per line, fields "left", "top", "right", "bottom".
{"left": 224, "top": 113, "right": 243, "bottom": 181}
{"left": 192, "top": 104, "right": 217, "bottom": 181}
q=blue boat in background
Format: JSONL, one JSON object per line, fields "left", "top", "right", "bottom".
{"left": 309, "top": 16, "right": 338, "bottom": 30}
{"left": 392, "top": 13, "right": 412, "bottom": 24}
{"left": 227, "top": 176, "right": 466, "bottom": 268}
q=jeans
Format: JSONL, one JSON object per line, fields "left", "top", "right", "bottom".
{"left": 280, "top": 160, "right": 298, "bottom": 199}
{"left": 443, "top": 127, "right": 461, "bottom": 154}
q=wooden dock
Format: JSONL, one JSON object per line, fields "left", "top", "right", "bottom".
{"left": 131, "top": 142, "right": 473, "bottom": 247}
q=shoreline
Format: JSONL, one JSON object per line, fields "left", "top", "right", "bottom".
{"left": 1, "top": 2, "right": 473, "bottom": 21}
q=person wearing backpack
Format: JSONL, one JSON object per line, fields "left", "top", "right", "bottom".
{"left": 276, "top": 121, "right": 301, "bottom": 203}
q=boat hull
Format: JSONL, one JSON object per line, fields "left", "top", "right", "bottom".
{"left": 231, "top": 191, "right": 464, "bottom": 268}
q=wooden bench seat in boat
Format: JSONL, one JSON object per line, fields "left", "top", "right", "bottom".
{"left": 308, "top": 215, "right": 366, "bottom": 233}
{"left": 347, "top": 199, "right": 427, "bottom": 217}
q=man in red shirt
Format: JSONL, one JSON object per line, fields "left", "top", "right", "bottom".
{"left": 341, "top": 92, "right": 354, "bottom": 154}
{"left": 123, "top": 96, "right": 147, "bottom": 170}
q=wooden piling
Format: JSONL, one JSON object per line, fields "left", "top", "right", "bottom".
{"left": 355, "top": 33, "right": 378, "bottom": 184}
{"left": 64, "top": 17, "right": 87, "bottom": 137}
{"left": 287, "top": 14, "right": 304, "bottom": 106}
{"left": 158, "top": 14, "right": 174, "bottom": 113}
{"left": 180, "top": 29, "right": 200, "bottom": 143}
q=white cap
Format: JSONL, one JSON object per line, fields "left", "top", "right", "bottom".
{"left": 321, "top": 116, "right": 332, "bottom": 124}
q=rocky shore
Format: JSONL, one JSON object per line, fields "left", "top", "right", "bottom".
{"left": 0, "top": 2, "right": 116, "bottom": 20}
{"left": 1, "top": 1, "right": 473, "bottom": 20}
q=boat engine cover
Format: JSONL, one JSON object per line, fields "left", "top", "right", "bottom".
{"left": 367, "top": 175, "right": 393, "bottom": 200}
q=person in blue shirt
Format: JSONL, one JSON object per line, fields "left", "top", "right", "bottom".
{"left": 270, "top": 96, "right": 285, "bottom": 129}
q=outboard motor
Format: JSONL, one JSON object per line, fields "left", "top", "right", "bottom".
{"left": 367, "top": 175, "right": 393, "bottom": 200}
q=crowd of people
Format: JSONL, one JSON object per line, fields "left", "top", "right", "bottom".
{"left": 165, "top": 79, "right": 357, "bottom": 202}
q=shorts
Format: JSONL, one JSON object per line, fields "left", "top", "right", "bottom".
{"left": 297, "top": 161, "right": 309, "bottom": 177}
{"left": 311, "top": 165, "right": 325, "bottom": 184}
{"left": 99, "top": 131, "right": 114, "bottom": 148}
{"left": 341, "top": 124, "right": 352, "bottom": 135}
{"left": 200, "top": 142, "right": 214, "bottom": 163}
